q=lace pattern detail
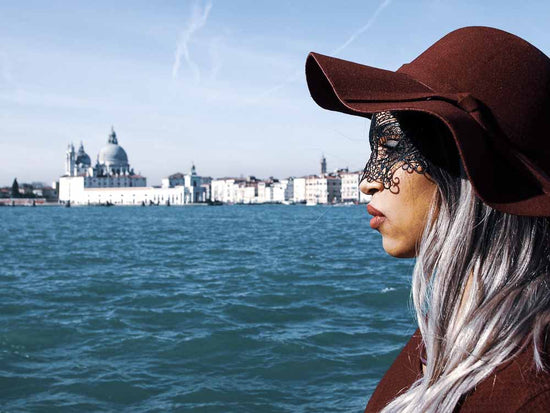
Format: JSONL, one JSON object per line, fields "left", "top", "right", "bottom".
{"left": 361, "top": 111, "right": 429, "bottom": 192}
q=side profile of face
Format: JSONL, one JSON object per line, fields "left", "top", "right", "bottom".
{"left": 359, "top": 112, "right": 438, "bottom": 258}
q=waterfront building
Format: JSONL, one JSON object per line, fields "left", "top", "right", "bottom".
{"left": 259, "top": 178, "right": 292, "bottom": 204}
{"left": 340, "top": 171, "right": 370, "bottom": 203}
{"left": 219, "top": 177, "right": 256, "bottom": 204}
{"left": 212, "top": 176, "right": 291, "bottom": 204}
{"left": 234, "top": 180, "right": 257, "bottom": 204}
{"left": 272, "top": 181, "right": 284, "bottom": 203}
{"left": 58, "top": 128, "right": 207, "bottom": 205}
{"left": 257, "top": 181, "right": 273, "bottom": 203}
{"left": 305, "top": 174, "right": 342, "bottom": 204}
{"left": 200, "top": 176, "right": 212, "bottom": 203}
{"left": 293, "top": 177, "right": 306, "bottom": 203}
{"left": 32, "top": 186, "right": 57, "bottom": 199}
{"left": 279, "top": 178, "right": 294, "bottom": 203}
{"left": 239, "top": 177, "right": 260, "bottom": 204}
{"left": 211, "top": 178, "right": 241, "bottom": 204}
{"left": 161, "top": 164, "right": 207, "bottom": 203}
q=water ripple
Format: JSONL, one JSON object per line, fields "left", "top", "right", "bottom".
{"left": 0, "top": 205, "right": 416, "bottom": 412}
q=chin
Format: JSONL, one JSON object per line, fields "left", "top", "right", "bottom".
{"left": 382, "top": 239, "right": 416, "bottom": 258}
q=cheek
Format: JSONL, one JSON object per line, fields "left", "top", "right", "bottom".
{"left": 380, "top": 214, "right": 420, "bottom": 258}
{"left": 379, "top": 173, "right": 436, "bottom": 258}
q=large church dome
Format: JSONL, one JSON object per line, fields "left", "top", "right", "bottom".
{"left": 99, "top": 144, "right": 128, "bottom": 166}
{"left": 98, "top": 128, "right": 129, "bottom": 167}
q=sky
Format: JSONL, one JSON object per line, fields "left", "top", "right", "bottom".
{"left": 1, "top": 0, "right": 549, "bottom": 186}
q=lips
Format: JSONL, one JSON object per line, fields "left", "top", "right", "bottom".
{"left": 367, "top": 204, "right": 386, "bottom": 229}
{"left": 367, "top": 204, "right": 384, "bottom": 217}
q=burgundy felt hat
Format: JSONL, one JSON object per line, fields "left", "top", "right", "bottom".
{"left": 305, "top": 26, "right": 550, "bottom": 216}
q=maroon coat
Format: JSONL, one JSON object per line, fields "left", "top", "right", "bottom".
{"left": 365, "top": 330, "right": 550, "bottom": 412}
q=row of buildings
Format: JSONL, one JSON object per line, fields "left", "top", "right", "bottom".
{"left": 57, "top": 129, "right": 369, "bottom": 206}
{"left": 0, "top": 179, "right": 58, "bottom": 206}
{"left": 0, "top": 179, "right": 57, "bottom": 200}
{"left": 210, "top": 170, "right": 369, "bottom": 204}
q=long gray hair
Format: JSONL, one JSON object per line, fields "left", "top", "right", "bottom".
{"left": 380, "top": 114, "right": 550, "bottom": 412}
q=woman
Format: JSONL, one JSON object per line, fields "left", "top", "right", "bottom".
{"left": 305, "top": 27, "right": 550, "bottom": 411}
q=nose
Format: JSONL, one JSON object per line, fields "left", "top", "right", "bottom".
{"left": 360, "top": 178, "right": 383, "bottom": 196}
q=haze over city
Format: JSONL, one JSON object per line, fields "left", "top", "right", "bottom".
{"left": 1, "top": 0, "right": 549, "bottom": 186}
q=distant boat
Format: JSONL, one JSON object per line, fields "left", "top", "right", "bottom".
{"left": 306, "top": 200, "right": 318, "bottom": 206}
{"left": 207, "top": 200, "right": 223, "bottom": 206}
{"left": 64, "top": 200, "right": 71, "bottom": 208}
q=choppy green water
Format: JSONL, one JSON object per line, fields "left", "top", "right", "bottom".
{"left": 0, "top": 205, "right": 416, "bottom": 412}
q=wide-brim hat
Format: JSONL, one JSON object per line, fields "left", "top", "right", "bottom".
{"left": 305, "top": 26, "right": 550, "bottom": 216}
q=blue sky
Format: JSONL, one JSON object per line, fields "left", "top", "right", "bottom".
{"left": 1, "top": 0, "right": 549, "bottom": 186}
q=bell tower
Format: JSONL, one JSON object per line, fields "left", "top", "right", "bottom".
{"left": 65, "top": 143, "right": 76, "bottom": 176}
{"left": 320, "top": 154, "right": 327, "bottom": 175}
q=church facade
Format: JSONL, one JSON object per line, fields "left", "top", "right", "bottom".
{"left": 58, "top": 128, "right": 208, "bottom": 206}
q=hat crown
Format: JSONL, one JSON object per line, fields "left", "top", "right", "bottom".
{"left": 398, "top": 26, "right": 550, "bottom": 163}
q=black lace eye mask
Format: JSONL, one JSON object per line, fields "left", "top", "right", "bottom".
{"left": 361, "top": 111, "right": 429, "bottom": 192}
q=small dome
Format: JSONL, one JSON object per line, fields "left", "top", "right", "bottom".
{"left": 76, "top": 143, "right": 91, "bottom": 166}
{"left": 76, "top": 153, "right": 91, "bottom": 166}
{"left": 99, "top": 143, "right": 128, "bottom": 166}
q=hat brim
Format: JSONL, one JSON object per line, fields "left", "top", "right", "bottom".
{"left": 306, "top": 52, "right": 550, "bottom": 216}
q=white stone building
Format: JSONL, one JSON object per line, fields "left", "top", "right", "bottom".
{"left": 293, "top": 177, "right": 306, "bottom": 203}
{"left": 277, "top": 178, "right": 294, "bottom": 203}
{"left": 305, "top": 174, "right": 342, "bottom": 204}
{"left": 239, "top": 177, "right": 260, "bottom": 204}
{"left": 212, "top": 176, "right": 289, "bottom": 204}
{"left": 58, "top": 128, "right": 207, "bottom": 205}
{"left": 257, "top": 181, "right": 273, "bottom": 203}
{"left": 235, "top": 181, "right": 257, "bottom": 204}
{"left": 340, "top": 171, "right": 370, "bottom": 203}
{"left": 211, "top": 178, "right": 241, "bottom": 203}
{"left": 284, "top": 179, "right": 294, "bottom": 202}
{"left": 161, "top": 164, "right": 207, "bottom": 203}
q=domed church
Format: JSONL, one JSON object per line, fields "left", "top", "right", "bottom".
{"left": 96, "top": 128, "right": 131, "bottom": 176}
{"left": 75, "top": 143, "right": 91, "bottom": 169}
{"left": 64, "top": 127, "right": 144, "bottom": 186}
{"left": 59, "top": 127, "right": 208, "bottom": 206}
{"left": 65, "top": 142, "right": 92, "bottom": 176}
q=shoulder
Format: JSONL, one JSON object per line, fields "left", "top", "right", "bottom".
{"left": 459, "top": 344, "right": 550, "bottom": 412}
{"left": 365, "top": 329, "right": 423, "bottom": 412}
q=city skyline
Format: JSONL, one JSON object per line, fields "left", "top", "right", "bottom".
{"left": 1, "top": 1, "right": 549, "bottom": 186}
{"left": 10, "top": 127, "right": 358, "bottom": 188}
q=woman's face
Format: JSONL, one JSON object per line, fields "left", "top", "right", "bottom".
{"left": 359, "top": 112, "right": 438, "bottom": 258}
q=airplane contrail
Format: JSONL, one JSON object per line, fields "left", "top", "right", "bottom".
{"left": 172, "top": 1, "right": 213, "bottom": 81}
{"left": 259, "top": 0, "right": 392, "bottom": 99}
{"left": 331, "top": 0, "right": 392, "bottom": 55}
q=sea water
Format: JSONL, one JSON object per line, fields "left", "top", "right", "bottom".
{"left": 0, "top": 205, "right": 416, "bottom": 412}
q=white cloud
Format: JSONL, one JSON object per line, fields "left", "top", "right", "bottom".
{"left": 172, "top": 1, "right": 213, "bottom": 81}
